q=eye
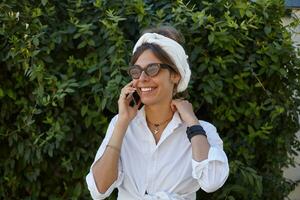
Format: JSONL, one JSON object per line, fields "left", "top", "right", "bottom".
{"left": 129, "top": 67, "right": 141, "bottom": 78}
{"left": 146, "top": 64, "right": 160, "bottom": 76}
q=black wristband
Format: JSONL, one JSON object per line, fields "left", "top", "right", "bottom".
{"left": 186, "top": 125, "right": 207, "bottom": 142}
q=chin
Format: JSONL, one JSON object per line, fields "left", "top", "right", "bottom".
{"left": 141, "top": 96, "right": 172, "bottom": 106}
{"left": 141, "top": 99, "right": 157, "bottom": 106}
{"left": 140, "top": 95, "right": 160, "bottom": 105}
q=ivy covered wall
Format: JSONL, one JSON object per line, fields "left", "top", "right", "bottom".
{"left": 0, "top": 0, "right": 300, "bottom": 199}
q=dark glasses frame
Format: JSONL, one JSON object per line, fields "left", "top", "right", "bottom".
{"left": 127, "top": 63, "right": 176, "bottom": 79}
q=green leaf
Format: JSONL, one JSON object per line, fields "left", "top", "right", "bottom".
{"left": 264, "top": 26, "right": 272, "bottom": 35}
{"left": 72, "top": 182, "right": 82, "bottom": 198}
{"left": 7, "top": 89, "right": 16, "bottom": 100}
{"left": 208, "top": 33, "right": 214, "bottom": 44}
{"left": 77, "top": 41, "right": 87, "bottom": 49}
{"left": 33, "top": 37, "right": 39, "bottom": 46}
{"left": 65, "top": 88, "right": 75, "bottom": 93}
{"left": 204, "top": 95, "right": 213, "bottom": 104}
{"left": 0, "top": 88, "right": 4, "bottom": 97}
{"left": 81, "top": 105, "right": 88, "bottom": 117}
{"left": 41, "top": 0, "right": 48, "bottom": 6}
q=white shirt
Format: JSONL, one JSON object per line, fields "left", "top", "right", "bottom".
{"left": 86, "top": 107, "right": 229, "bottom": 200}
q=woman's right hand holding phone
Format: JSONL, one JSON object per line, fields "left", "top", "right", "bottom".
{"left": 92, "top": 81, "right": 140, "bottom": 193}
{"left": 118, "top": 81, "right": 141, "bottom": 123}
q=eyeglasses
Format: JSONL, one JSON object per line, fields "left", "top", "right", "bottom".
{"left": 128, "top": 63, "right": 174, "bottom": 79}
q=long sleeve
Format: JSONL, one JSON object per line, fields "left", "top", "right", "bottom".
{"left": 86, "top": 115, "right": 124, "bottom": 199}
{"left": 192, "top": 121, "right": 229, "bottom": 193}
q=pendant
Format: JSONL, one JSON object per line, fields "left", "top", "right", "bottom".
{"left": 154, "top": 124, "right": 159, "bottom": 134}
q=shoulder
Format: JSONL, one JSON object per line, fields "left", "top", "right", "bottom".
{"left": 105, "top": 114, "right": 117, "bottom": 126}
{"left": 111, "top": 114, "right": 119, "bottom": 124}
{"left": 105, "top": 114, "right": 119, "bottom": 133}
{"left": 108, "top": 113, "right": 143, "bottom": 130}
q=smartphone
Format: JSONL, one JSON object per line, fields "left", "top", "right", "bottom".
{"left": 129, "top": 91, "right": 141, "bottom": 108}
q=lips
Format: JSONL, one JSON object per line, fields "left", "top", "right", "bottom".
{"left": 139, "top": 87, "right": 157, "bottom": 94}
{"left": 140, "top": 87, "right": 153, "bottom": 92}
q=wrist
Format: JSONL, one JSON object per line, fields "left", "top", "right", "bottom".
{"left": 115, "top": 118, "right": 130, "bottom": 134}
{"left": 186, "top": 124, "right": 207, "bottom": 142}
{"left": 186, "top": 117, "right": 199, "bottom": 126}
{"left": 117, "top": 116, "right": 131, "bottom": 125}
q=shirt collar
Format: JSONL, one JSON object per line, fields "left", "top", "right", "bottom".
{"left": 135, "top": 106, "right": 184, "bottom": 145}
{"left": 136, "top": 106, "right": 147, "bottom": 124}
{"left": 158, "top": 111, "right": 183, "bottom": 145}
{"left": 136, "top": 106, "right": 183, "bottom": 125}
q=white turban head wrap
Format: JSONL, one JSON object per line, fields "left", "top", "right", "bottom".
{"left": 132, "top": 33, "right": 191, "bottom": 93}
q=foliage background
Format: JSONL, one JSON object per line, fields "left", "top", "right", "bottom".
{"left": 1, "top": 0, "right": 300, "bottom": 199}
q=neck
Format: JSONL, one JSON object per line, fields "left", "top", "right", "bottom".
{"left": 145, "top": 101, "right": 174, "bottom": 124}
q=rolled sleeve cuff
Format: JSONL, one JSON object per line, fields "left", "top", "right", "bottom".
{"left": 86, "top": 169, "right": 124, "bottom": 200}
{"left": 192, "top": 147, "right": 229, "bottom": 192}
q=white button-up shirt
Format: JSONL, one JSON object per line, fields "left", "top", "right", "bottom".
{"left": 86, "top": 107, "right": 229, "bottom": 200}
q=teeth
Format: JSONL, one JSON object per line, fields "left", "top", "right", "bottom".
{"left": 141, "top": 87, "right": 153, "bottom": 92}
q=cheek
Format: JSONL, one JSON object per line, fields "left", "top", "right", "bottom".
{"left": 160, "top": 78, "right": 175, "bottom": 92}
{"left": 156, "top": 73, "right": 175, "bottom": 90}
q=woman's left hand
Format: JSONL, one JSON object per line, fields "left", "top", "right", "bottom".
{"left": 171, "top": 99, "right": 200, "bottom": 126}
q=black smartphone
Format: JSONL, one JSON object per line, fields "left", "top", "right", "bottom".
{"left": 129, "top": 91, "right": 141, "bottom": 108}
{"left": 132, "top": 91, "right": 140, "bottom": 105}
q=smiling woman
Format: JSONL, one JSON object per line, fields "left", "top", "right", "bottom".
{"left": 85, "top": 26, "right": 229, "bottom": 200}
{"left": 130, "top": 49, "right": 180, "bottom": 107}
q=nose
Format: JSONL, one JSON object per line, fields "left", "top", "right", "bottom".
{"left": 139, "top": 71, "right": 149, "bottom": 81}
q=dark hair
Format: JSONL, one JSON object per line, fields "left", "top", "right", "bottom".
{"left": 130, "top": 26, "right": 188, "bottom": 98}
{"left": 141, "top": 26, "right": 185, "bottom": 45}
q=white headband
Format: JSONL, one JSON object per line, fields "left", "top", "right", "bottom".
{"left": 132, "top": 33, "right": 191, "bottom": 93}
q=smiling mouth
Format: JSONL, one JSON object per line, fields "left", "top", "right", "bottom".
{"left": 141, "top": 87, "right": 153, "bottom": 92}
{"left": 139, "top": 87, "right": 157, "bottom": 93}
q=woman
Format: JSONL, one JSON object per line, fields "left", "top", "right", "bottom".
{"left": 86, "top": 26, "right": 229, "bottom": 200}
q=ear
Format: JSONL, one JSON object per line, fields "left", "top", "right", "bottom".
{"left": 170, "top": 72, "right": 181, "bottom": 85}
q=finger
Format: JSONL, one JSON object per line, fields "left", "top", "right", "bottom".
{"left": 133, "top": 100, "right": 142, "bottom": 110}
{"left": 172, "top": 99, "right": 182, "bottom": 106}
{"left": 125, "top": 80, "right": 134, "bottom": 87}
{"left": 120, "top": 81, "right": 135, "bottom": 94}
{"left": 132, "top": 80, "right": 138, "bottom": 88}
{"left": 171, "top": 105, "right": 177, "bottom": 112}
{"left": 170, "top": 101, "right": 177, "bottom": 112}
{"left": 121, "top": 84, "right": 136, "bottom": 93}
{"left": 173, "top": 98, "right": 183, "bottom": 102}
{"left": 120, "top": 87, "right": 136, "bottom": 99}
{"left": 121, "top": 88, "right": 136, "bottom": 99}
{"left": 126, "top": 92, "right": 135, "bottom": 100}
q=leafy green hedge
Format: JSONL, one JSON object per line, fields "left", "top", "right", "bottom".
{"left": 1, "top": 0, "right": 300, "bottom": 199}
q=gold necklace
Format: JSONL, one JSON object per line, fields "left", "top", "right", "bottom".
{"left": 147, "top": 116, "right": 173, "bottom": 135}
